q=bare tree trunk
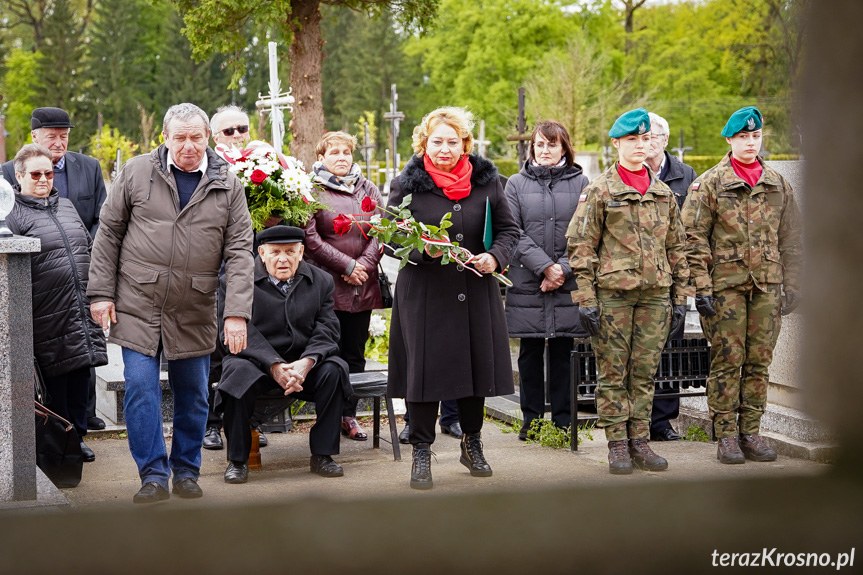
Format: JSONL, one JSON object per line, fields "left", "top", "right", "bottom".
{"left": 288, "top": 0, "right": 325, "bottom": 168}
{"left": 622, "top": 0, "right": 647, "bottom": 55}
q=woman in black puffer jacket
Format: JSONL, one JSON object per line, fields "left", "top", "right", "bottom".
{"left": 504, "top": 121, "right": 589, "bottom": 439}
{"left": 6, "top": 144, "right": 107, "bottom": 460}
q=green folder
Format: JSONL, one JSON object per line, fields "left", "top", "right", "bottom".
{"left": 483, "top": 197, "right": 493, "bottom": 252}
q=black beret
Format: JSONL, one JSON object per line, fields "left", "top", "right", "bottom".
{"left": 31, "top": 107, "right": 74, "bottom": 130}
{"left": 256, "top": 225, "right": 305, "bottom": 245}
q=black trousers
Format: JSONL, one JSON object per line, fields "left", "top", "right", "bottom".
{"left": 402, "top": 400, "right": 459, "bottom": 427}
{"left": 650, "top": 320, "right": 685, "bottom": 434}
{"left": 44, "top": 366, "right": 90, "bottom": 439}
{"left": 336, "top": 310, "right": 371, "bottom": 417}
{"left": 517, "top": 337, "right": 573, "bottom": 429}
{"left": 222, "top": 361, "right": 345, "bottom": 464}
{"left": 86, "top": 367, "right": 98, "bottom": 420}
{"left": 407, "top": 396, "right": 485, "bottom": 445}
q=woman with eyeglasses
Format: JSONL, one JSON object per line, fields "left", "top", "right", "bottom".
{"left": 504, "top": 120, "right": 590, "bottom": 441}
{"left": 6, "top": 144, "right": 107, "bottom": 470}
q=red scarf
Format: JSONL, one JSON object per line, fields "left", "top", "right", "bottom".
{"left": 730, "top": 156, "right": 763, "bottom": 188}
{"left": 424, "top": 155, "right": 473, "bottom": 201}
{"left": 617, "top": 164, "right": 650, "bottom": 195}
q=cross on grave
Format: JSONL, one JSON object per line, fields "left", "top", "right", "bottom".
{"left": 476, "top": 120, "right": 492, "bottom": 158}
{"left": 505, "top": 87, "right": 532, "bottom": 165}
{"left": 255, "top": 42, "right": 295, "bottom": 151}
{"left": 671, "top": 128, "right": 693, "bottom": 163}
{"left": 383, "top": 84, "right": 405, "bottom": 180}
{"left": 358, "top": 122, "right": 376, "bottom": 182}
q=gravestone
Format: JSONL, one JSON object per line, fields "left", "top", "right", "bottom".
{"left": 0, "top": 237, "right": 39, "bottom": 501}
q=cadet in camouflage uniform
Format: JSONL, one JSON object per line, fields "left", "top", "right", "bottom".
{"left": 680, "top": 106, "right": 802, "bottom": 464}
{"left": 566, "top": 108, "right": 693, "bottom": 475}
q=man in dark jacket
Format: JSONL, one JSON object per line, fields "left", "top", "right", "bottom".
{"left": 217, "top": 226, "right": 350, "bottom": 484}
{"left": 2, "top": 107, "right": 110, "bottom": 432}
{"left": 645, "top": 112, "right": 699, "bottom": 442}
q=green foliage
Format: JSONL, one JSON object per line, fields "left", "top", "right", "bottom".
{"left": 364, "top": 310, "right": 391, "bottom": 362}
{"left": 87, "top": 126, "right": 140, "bottom": 182}
{"left": 524, "top": 418, "right": 571, "bottom": 449}
{"left": 0, "top": 48, "right": 40, "bottom": 150}
{"left": 684, "top": 425, "right": 711, "bottom": 443}
{"left": 494, "top": 159, "right": 520, "bottom": 179}
{"left": 245, "top": 178, "right": 327, "bottom": 230}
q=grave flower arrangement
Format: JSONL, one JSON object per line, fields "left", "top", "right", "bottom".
{"left": 364, "top": 311, "right": 390, "bottom": 362}
{"left": 333, "top": 194, "right": 512, "bottom": 287}
{"left": 221, "top": 140, "right": 326, "bottom": 231}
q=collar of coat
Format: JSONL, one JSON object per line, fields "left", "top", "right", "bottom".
{"left": 152, "top": 144, "right": 231, "bottom": 186}
{"left": 399, "top": 153, "right": 499, "bottom": 196}
{"left": 520, "top": 159, "right": 584, "bottom": 182}
{"left": 716, "top": 151, "right": 781, "bottom": 191}
{"left": 14, "top": 188, "right": 59, "bottom": 209}
{"left": 253, "top": 256, "right": 314, "bottom": 286}
{"left": 661, "top": 151, "right": 690, "bottom": 182}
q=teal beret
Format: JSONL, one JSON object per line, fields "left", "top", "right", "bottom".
{"left": 721, "top": 106, "right": 763, "bottom": 137}
{"left": 608, "top": 108, "right": 650, "bottom": 138}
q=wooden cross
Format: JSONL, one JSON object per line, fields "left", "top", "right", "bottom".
{"left": 255, "top": 42, "right": 295, "bottom": 151}
{"left": 671, "top": 129, "right": 693, "bottom": 163}
{"left": 505, "top": 87, "right": 531, "bottom": 165}
{"left": 476, "top": 120, "right": 492, "bottom": 158}
{"left": 382, "top": 84, "right": 405, "bottom": 180}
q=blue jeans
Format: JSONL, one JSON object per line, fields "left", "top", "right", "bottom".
{"left": 122, "top": 347, "right": 209, "bottom": 489}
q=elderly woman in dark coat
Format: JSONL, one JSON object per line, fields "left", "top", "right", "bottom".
{"left": 505, "top": 120, "right": 590, "bottom": 440}
{"left": 6, "top": 144, "right": 107, "bottom": 464}
{"left": 387, "top": 107, "right": 519, "bottom": 490}
{"left": 304, "top": 131, "right": 384, "bottom": 441}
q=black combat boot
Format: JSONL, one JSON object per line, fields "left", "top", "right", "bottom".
{"left": 716, "top": 436, "right": 746, "bottom": 464}
{"left": 629, "top": 438, "right": 668, "bottom": 471}
{"left": 410, "top": 443, "right": 434, "bottom": 490}
{"left": 460, "top": 432, "right": 493, "bottom": 477}
{"left": 607, "top": 439, "right": 633, "bottom": 475}
{"left": 739, "top": 434, "right": 777, "bottom": 462}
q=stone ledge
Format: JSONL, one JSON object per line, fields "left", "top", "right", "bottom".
{"left": 0, "top": 468, "right": 69, "bottom": 513}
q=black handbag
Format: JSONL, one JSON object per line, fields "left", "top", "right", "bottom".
{"left": 34, "top": 363, "right": 83, "bottom": 488}
{"left": 378, "top": 263, "right": 393, "bottom": 309}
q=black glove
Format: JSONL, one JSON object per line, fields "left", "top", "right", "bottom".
{"left": 781, "top": 289, "right": 799, "bottom": 316}
{"left": 669, "top": 304, "right": 688, "bottom": 337}
{"left": 578, "top": 306, "right": 601, "bottom": 337}
{"left": 695, "top": 294, "right": 717, "bottom": 317}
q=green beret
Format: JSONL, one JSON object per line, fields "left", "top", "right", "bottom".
{"left": 608, "top": 108, "right": 650, "bottom": 138}
{"left": 721, "top": 106, "right": 763, "bottom": 137}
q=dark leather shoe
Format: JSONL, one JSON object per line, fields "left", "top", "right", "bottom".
{"left": 629, "top": 438, "right": 668, "bottom": 471}
{"left": 172, "top": 477, "right": 203, "bottom": 498}
{"left": 203, "top": 426, "right": 223, "bottom": 450}
{"left": 133, "top": 482, "right": 169, "bottom": 504}
{"left": 440, "top": 421, "right": 464, "bottom": 439}
{"left": 80, "top": 442, "right": 95, "bottom": 462}
{"left": 255, "top": 426, "right": 268, "bottom": 447}
{"left": 518, "top": 425, "right": 529, "bottom": 441}
{"left": 224, "top": 461, "right": 249, "bottom": 484}
{"left": 398, "top": 424, "right": 410, "bottom": 444}
{"left": 410, "top": 443, "right": 433, "bottom": 490}
{"left": 310, "top": 454, "right": 343, "bottom": 477}
{"left": 739, "top": 434, "right": 777, "bottom": 462}
{"left": 460, "top": 432, "right": 492, "bottom": 477}
{"left": 608, "top": 439, "right": 633, "bottom": 475}
{"left": 651, "top": 427, "right": 682, "bottom": 441}
{"left": 717, "top": 436, "right": 746, "bottom": 464}
{"left": 87, "top": 416, "right": 106, "bottom": 430}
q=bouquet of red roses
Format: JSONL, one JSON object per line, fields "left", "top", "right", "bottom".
{"left": 333, "top": 194, "right": 512, "bottom": 287}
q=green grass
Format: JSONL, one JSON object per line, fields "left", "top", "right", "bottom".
{"left": 684, "top": 425, "right": 711, "bottom": 442}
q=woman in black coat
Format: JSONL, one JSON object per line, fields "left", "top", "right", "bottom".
{"left": 504, "top": 121, "right": 589, "bottom": 439}
{"left": 6, "top": 144, "right": 107, "bottom": 463}
{"left": 387, "top": 107, "right": 519, "bottom": 490}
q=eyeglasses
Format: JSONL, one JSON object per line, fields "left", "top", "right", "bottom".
{"left": 27, "top": 170, "right": 55, "bottom": 181}
{"left": 534, "top": 141, "right": 561, "bottom": 150}
{"left": 221, "top": 125, "right": 249, "bottom": 137}
{"left": 650, "top": 134, "right": 668, "bottom": 141}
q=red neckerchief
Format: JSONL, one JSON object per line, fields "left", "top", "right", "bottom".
{"left": 617, "top": 163, "right": 650, "bottom": 195}
{"left": 730, "top": 156, "right": 763, "bottom": 188}
{"left": 423, "top": 154, "right": 473, "bottom": 201}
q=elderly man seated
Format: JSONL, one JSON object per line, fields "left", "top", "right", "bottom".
{"left": 216, "top": 225, "right": 350, "bottom": 483}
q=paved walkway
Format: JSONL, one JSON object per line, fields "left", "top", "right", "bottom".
{"left": 66, "top": 420, "right": 828, "bottom": 508}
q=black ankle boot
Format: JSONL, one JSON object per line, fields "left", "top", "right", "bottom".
{"left": 460, "top": 432, "right": 492, "bottom": 477}
{"left": 410, "top": 443, "right": 434, "bottom": 490}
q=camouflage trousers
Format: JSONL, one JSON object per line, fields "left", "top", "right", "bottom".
{"left": 593, "top": 287, "right": 671, "bottom": 441}
{"left": 701, "top": 283, "right": 782, "bottom": 438}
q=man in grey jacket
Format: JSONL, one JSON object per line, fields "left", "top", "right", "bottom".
{"left": 88, "top": 103, "right": 254, "bottom": 503}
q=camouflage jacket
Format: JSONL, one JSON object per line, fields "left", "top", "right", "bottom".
{"left": 566, "top": 162, "right": 693, "bottom": 307}
{"left": 680, "top": 153, "right": 802, "bottom": 294}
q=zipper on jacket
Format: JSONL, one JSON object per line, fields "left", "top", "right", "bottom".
{"left": 580, "top": 205, "right": 591, "bottom": 236}
{"left": 47, "top": 204, "right": 96, "bottom": 363}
